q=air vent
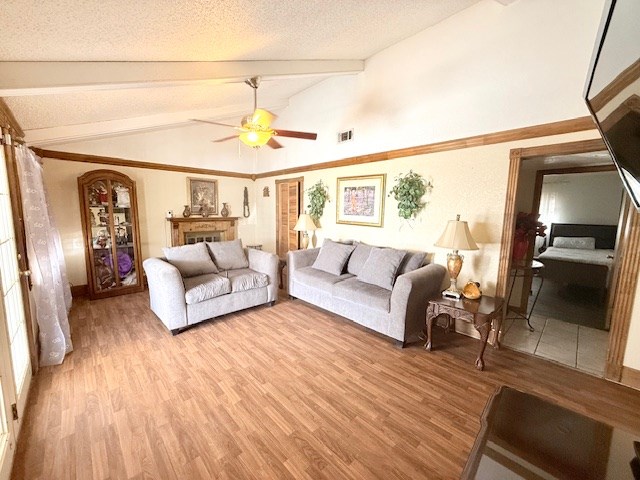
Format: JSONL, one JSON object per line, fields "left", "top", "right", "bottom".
{"left": 338, "top": 129, "right": 354, "bottom": 143}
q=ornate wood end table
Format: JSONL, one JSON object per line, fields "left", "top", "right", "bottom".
{"left": 425, "top": 295, "right": 504, "bottom": 371}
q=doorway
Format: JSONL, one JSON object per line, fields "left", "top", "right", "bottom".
{"left": 275, "top": 177, "right": 303, "bottom": 259}
{"left": 497, "top": 139, "right": 640, "bottom": 381}
{"left": 0, "top": 146, "right": 32, "bottom": 478}
{"left": 503, "top": 159, "right": 622, "bottom": 375}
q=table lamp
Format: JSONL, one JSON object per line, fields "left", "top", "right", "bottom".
{"left": 434, "top": 214, "right": 479, "bottom": 299}
{"left": 293, "top": 213, "right": 317, "bottom": 249}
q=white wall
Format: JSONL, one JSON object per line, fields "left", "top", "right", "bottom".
{"left": 255, "top": 0, "right": 606, "bottom": 173}
{"left": 540, "top": 171, "right": 623, "bottom": 226}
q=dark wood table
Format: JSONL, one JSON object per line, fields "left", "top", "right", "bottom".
{"left": 462, "top": 386, "right": 640, "bottom": 479}
{"left": 425, "top": 295, "right": 503, "bottom": 370}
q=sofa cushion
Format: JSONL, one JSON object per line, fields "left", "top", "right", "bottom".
{"left": 183, "top": 273, "right": 231, "bottom": 304}
{"left": 207, "top": 239, "right": 249, "bottom": 270}
{"left": 358, "top": 247, "right": 407, "bottom": 290}
{"left": 312, "top": 239, "right": 356, "bottom": 275}
{"left": 399, "top": 251, "right": 426, "bottom": 275}
{"left": 292, "top": 266, "right": 354, "bottom": 293}
{"left": 347, "top": 242, "right": 373, "bottom": 276}
{"left": 162, "top": 242, "right": 219, "bottom": 278}
{"left": 332, "top": 277, "right": 391, "bottom": 312}
{"left": 226, "top": 268, "right": 269, "bottom": 293}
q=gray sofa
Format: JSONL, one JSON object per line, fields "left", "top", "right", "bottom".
{"left": 143, "top": 240, "right": 278, "bottom": 334}
{"left": 288, "top": 241, "right": 446, "bottom": 346}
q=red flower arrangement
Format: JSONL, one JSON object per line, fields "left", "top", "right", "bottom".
{"left": 512, "top": 212, "right": 547, "bottom": 261}
{"left": 514, "top": 212, "right": 547, "bottom": 239}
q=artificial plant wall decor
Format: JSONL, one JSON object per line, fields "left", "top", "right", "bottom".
{"left": 388, "top": 170, "right": 433, "bottom": 220}
{"left": 306, "top": 180, "right": 329, "bottom": 224}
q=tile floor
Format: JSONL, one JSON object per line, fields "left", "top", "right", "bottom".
{"left": 501, "top": 314, "right": 609, "bottom": 376}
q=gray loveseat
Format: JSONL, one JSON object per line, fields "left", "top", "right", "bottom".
{"left": 288, "top": 240, "right": 446, "bottom": 346}
{"left": 143, "top": 240, "right": 278, "bottom": 334}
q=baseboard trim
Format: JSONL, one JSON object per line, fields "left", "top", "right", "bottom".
{"left": 621, "top": 366, "right": 640, "bottom": 390}
{"left": 70, "top": 284, "right": 88, "bottom": 298}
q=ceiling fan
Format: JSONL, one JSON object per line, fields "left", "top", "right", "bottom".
{"left": 192, "top": 76, "right": 318, "bottom": 149}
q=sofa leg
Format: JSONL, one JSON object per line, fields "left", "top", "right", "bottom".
{"left": 269, "top": 300, "right": 276, "bottom": 307}
{"left": 395, "top": 340, "right": 406, "bottom": 349}
{"left": 170, "top": 328, "right": 181, "bottom": 336}
{"left": 288, "top": 295, "right": 296, "bottom": 300}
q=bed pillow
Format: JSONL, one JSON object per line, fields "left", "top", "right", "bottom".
{"left": 162, "top": 242, "right": 219, "bottom": 277}
{"left": 358, "top": 247, "right": 407, "bottom": 290}
{"left": 553, "top": 236, "right": 596, "bottom": 250}
{"left": 207, "top": 239, "right": 249, "bottom": 270}
{"left": 312, "top": 239, "right": 356, "bottom": 276}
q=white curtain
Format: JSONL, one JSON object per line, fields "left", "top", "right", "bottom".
{"left": 16, "top": 146, "right": 72, "bottom": 366}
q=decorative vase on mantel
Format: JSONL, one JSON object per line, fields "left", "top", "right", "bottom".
{"left": 220, "top": 203, "right": 230, "bottom": 217}
{"left": 182, "top": 205, "right": 191, "bottom": 218}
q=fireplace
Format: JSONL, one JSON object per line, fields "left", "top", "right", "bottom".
{"left": 184, "top": 231, "right": 223, "bottom": 244}
{"left": 168, "top": 217, "right": 238, "bottom": 246}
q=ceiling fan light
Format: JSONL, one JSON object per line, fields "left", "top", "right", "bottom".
{"left": 239, "top": 130, "right": 271, "bottom": 148}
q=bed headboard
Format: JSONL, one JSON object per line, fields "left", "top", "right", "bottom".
{"left": 549, "top": 223, "right": 618, "bottom": 250}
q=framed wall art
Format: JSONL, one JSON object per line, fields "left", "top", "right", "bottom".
{"left": 188, "top": 178, "right": 218, "bottom": 216}
{"left": 336, "top": 174, "right": 386, "bottom": 227}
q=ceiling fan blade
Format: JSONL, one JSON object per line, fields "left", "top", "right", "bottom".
{"left": 191, "top": 118, "right": 240, "bottom": 128}
{"left": 251, "top": 108, "right": 276, "bottom": 127}
{"left": 275, "top": 129, "right": 318, "bottom": 140}
{"left": 267, "top": 137, "right": 283, "bottom": 149}
{"left": 211, "top": 135, "right": 239, "bottom": 143}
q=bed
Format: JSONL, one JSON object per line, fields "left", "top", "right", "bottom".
{"left": 537, "top": 223, "right": 617, "bottom": 302}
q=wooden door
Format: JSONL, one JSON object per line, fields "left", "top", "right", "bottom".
{"left": 276, "top": 178, "right": 303, "bottom": 259}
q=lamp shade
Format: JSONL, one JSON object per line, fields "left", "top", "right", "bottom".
{"left": 293, "top": 213, "right": 317, "bottom": 231}
{"left": 239, "top": 129, "right": 272, "bottom": 148}
{"left": 434, "top": 216, "right": 478, "bottom": 251}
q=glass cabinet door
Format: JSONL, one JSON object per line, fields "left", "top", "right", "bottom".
{"left": 78, "top": 170, "right": 143, "bottom": 299}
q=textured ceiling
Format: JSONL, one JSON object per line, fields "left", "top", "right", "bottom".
{"left": 1, "top": 0, "right": 481, "bottom": 144}
{"left": 1, "top": 0, "right": 479, "bottom": 61}
{"left": 5, "top": 77, "right": 323, "bottom": 130}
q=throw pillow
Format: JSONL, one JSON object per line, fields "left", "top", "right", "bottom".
{"left": 162, "top": 242, "right": 219, "bottom": 277}
{"left": 358, "top": 247, "right": 407, "bottom": 290}
{"left": 398, "top": 251, "right": 426, "bottom": 275}
{"left": 312, "top": 239, "right": 356, "bottom": 276}
{"left": 347, "top": 242, "right": 374, "bottom": 275}
{"left": 552, "top": 236, "right": 596, "bottom": 250}
{"left": 207, "top": 239, "right": 249, "bottom": 270}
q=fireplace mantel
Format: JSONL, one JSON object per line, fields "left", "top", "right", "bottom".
{"left": 168, "top": 217, "right": 239, "bottom": 246}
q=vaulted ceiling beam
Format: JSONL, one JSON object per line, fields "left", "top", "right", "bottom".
{"left": 0, "top": 60, "right": 364, "bottom": 96}
{"left": 23, "top": 100, "right": 289, "bottom": 146}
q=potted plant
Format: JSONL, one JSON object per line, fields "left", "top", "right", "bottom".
{"left": 306, "top": 180, "right": 329, "bottom": 224}
{"left": 513, "top": 212, "right": 547, "bottom": 261}
{"left": 388, "top": 170, "right": 433, "bottom": 220}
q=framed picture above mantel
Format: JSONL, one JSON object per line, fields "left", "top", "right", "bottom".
{"left": 336, "top": 174, "right": 386, "bottom": 227}
{"left": 188, "top": 177, "right": 218, "bottom": 216}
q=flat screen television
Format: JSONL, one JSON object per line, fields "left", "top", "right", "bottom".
{"left": 584, "top": 0, "right": 640, "bottom": 210}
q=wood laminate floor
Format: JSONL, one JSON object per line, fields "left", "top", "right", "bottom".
{"left": 11, "top": 292, "right": 640, "bottom": 479}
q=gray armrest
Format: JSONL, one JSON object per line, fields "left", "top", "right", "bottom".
{"left": 389, "top": 263, "right": 447, "bottom": 342}
{"left": 287, "top": 248, "right": 319, "bottom": 271}
{"left": 142, "top": 258, "right": 187, "bottom": 330}
{"left": 247, "top": 248, "right": 279, "bottom": 302}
